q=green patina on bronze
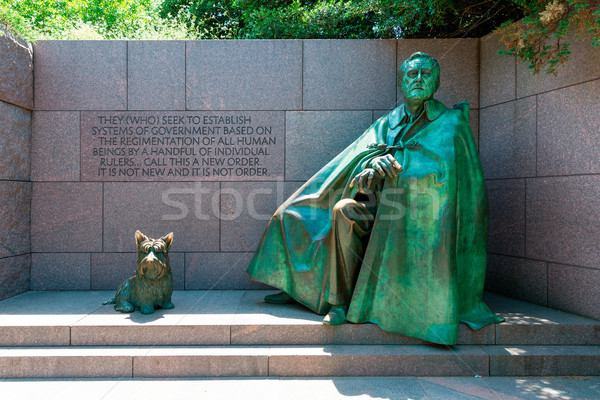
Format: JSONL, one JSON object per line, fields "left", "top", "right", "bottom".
{"left": 247, "top": 52, "right": 503, "bottom": 345}
{"left": 103, "top": 231, "right": 175, "bottom": 315}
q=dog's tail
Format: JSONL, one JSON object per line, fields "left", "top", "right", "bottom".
{"left": 102, "top": 297, "right": 116, "bottom": 305}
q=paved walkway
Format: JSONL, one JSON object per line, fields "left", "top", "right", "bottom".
{"left": 1, "top": 376, "right": 599, "bottom": 399}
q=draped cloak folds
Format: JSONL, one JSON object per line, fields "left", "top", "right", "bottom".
{"left": 246, "top": 99, "right": 504, "bottom": 345}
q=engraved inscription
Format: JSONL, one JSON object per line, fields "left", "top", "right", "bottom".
{"left": 81, "top": 111, "right": 285, "bottom": 181}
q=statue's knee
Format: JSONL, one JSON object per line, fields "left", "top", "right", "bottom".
{"left": 332, "top": 199, "right": 356, "bottom": 216}
{"left": 332, "top": 199, "right": 361, "bottom": 222}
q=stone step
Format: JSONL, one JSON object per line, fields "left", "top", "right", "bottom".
{"left": 1, "top": 290, "right": 599, "bottom": 347}
{"left": 0, "top": 345, "right": 599, "bottom": 379}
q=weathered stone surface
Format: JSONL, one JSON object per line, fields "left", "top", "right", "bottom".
{"left": 31, "top": 111, "right": 79, "bottom": 181}
{"left": 103, "top": 182, "right": 220, "bottom": 252}
{"left": 480, "top": 98, "right": 536, "bottom": 179}
{"left": 72, "top": 291, "right": 238, "bottom": 345}
{"left": 133, "top": 348, "right": 268, "bottom": 377}
{"left": 91, "top": 252, "right": 184, "bottom": 290}
{"left": 0, "top": 326, "right": 70, "bottom": 347}
{"left": 480, "top": 32, "right": 516, "bottom": 108}
{"left": 485, "top": 255, "right": 547, "bottom": 306}
{"left": 488, "top": 293, "right": 600, "bottom": 345}
{"left": 268, "top": 345, "right": 489, "bottom": 377}
{"left": 303, "top": 40, "right": 396, "bottom": 110}
{"left": 516, "top": 32, "right": 600, "bottom": 98}
{"left": 0, "top": 255, "right": 30, "bottom": 301}
{"left": 232, "top": 290, "right": 494, "bottom": 345}
{"left": 31, "top": 182, "right": 102, "bottom": 252}
{"left": 486, "top": 345, "right": 600, "bottom": 376}
{"left": 0, "top": 29, "right": 33, "bottom": 109}
{"left": 34, "top": 41, "right": 126, "bottom": 110}
{"left": 469, "top": 109, "right": 479, "bottom": 147}
{"left": 0, "top": 348, "right": 135, "bottom": 378}
{"left": 30, "top": 253, "right": 91, "bottom": 290}
{"left": 0, "top": 181, "right": 30, "bottom": 258}
{"left": 185, "top": 252, "right": 268, "bottom": 290}
{"left": 285, "top": 111, "right": 372, "bottom": 181}
{"left": 220, "top": 181, "right": 299, "bottom": 252}
{"left": 128, "top": 41, "right": 185, "bottom": 111}
{"left": 398, "top": 39, "right": 479, "bottom": 108}
{"left": 0, "top": 100, "right": 31, "bottom": 181}
{"left": 372, "top": 110, "right": 390, "bottom": 122}
{"left": 486, "top": 179, "right": 525, "bottom": 257}
{"left": 187, "top": 40, "right": 302, "bottom": 110}
{"left": 537, "top": 80, "right": 600, "bottom": 176}
{"left": 526, "top": 176, "right": 600, "bottom": 269}
{"left": 549, "top": 263, "right": 600, "bottom": 321}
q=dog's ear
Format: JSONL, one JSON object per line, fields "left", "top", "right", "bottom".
{"left": 161, "top": 232, "right": 174, "bottom": 250}
{"left": 135, "top": 231, "right": 149, "bottom": 247}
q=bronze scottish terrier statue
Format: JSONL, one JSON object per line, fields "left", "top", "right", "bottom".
{"left": 103, "top": 231, "right": 175, "bottom": 314}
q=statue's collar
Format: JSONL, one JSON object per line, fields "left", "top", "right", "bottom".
{"left": 389, "top": 99, "right": 447, "bottom": 129}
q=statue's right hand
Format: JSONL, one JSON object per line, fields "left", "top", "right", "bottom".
{"left": 370, "top": 154, "right": 403, "bottom": 178}
{"left": 350, "top": 168, "right": 378, "bottom": 193}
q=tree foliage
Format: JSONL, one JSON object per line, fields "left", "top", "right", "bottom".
{"left": 1, "top": 0, "right": 598, "bottom": 74}
{"left": 0, "top": 0, "right": 200, "bottom": 40}
{"left": 498, "top": 0, "right": 600, "bottom": 75}
{"left": 158, "top": 0, "right": 524, "bottom": 39}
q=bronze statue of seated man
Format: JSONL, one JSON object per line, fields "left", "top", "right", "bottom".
{"left": 247, "top": 52, "right": 503, "bottom": 345}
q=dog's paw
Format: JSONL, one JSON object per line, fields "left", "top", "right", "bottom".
{"left": 161, "top": 302, "right": 175, "bottom": 309}
{"left": 139, "top": 304, "right": 155, "bottom": 314}
{"left": 115, "top": 302, "right": 134, "bottom": 313}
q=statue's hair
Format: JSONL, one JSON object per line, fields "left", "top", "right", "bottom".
{"left": 399, "top": 52, "right": 441, "bottom": 91}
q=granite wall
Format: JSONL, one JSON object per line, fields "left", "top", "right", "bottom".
{"left": 0, "top": 27, "right": 33, "bottom": 300}
{"left": 29, "top": 39, "right": 480, "bottom": 292}
{"left": 480, "top": 31, "right": 600, "bottom": 320}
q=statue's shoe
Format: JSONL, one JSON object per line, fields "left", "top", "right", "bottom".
{"left": 264, "top": 291, "right": 294, "bottom": 304}
{"left": 323, "top": 305, "right": 347, "bottom": 325}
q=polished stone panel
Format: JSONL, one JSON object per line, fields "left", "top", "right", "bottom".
{"left": 31, "top": 253, "right": 90, "bottom": 290}
{"left": 285, "top": 111, "right": 372, "bottom": 181}
{"left": 486, "top": 179, "right": 526, "bottom": 257}
{"left": 480, "top": 32, "right": 516, "bottom": 107}
{"left": 0, "top": 255, "right": 30, "bottom": 301}
{"left": 80, "top": 111, "right": 285, "bottom": 182}
{"left": 485, "top": 255, "right": 547, "bottom": 306}
{"left": 0, "top": 31, "right": 32, "bottom": 109}
{"left": 91, "top": 252, "right": 184, "bottom": 290}
{"left": 0, "top": 100, "right": 31, "bottom": 181}
{"left": 31, "top": 182, "right": 102, "bottom": 252}
{"left": 187, "top": 40, "right": 302, "bottom": 110}
{"left": 31, "top": 111, "right": 79, "bottom": 181}
{"left": 103, "top": 182, "right": 220, "bottom": 252}
{"left": 526, "top": 176, "right": 600, "bottom": 269}
{"left": 34, "top": 41, "right": 126, "bottom": 110}
{"left": 185, "top": 252, "right": 268, "bottom": 289}
{"left": 537, "top": 80, "right": 600, "bottom": 176}
{"left": 304, "top": 40, "right": 396, "bottom": 110}
{"left": 0, "top": 181, "right": 30, "bottom": 258}
{"left": 480, "top": 98, "right": 536, "bottom": 179}
{"left": 549, "top": 263, "right": 600, "bottom": 321}
{"left": 128, "top": 41, "right": 185, "bottom": 111}
{"left": 220, "top": 181, "right": 298, "bottom": 252}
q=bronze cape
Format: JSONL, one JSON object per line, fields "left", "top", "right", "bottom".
{"left": 247, "top": 99, "right": 503, "bottom": 345}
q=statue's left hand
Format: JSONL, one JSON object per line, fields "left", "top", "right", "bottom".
{"left": 350, "top": 168, "right": 379, "bottom": 193}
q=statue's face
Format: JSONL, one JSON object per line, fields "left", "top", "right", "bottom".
{"left": 400, "top": 58, "right": 438, "bottom": 104}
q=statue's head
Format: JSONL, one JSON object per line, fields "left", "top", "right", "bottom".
{"left": 399, "top": 52, "right": 440, "bottom": 105}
